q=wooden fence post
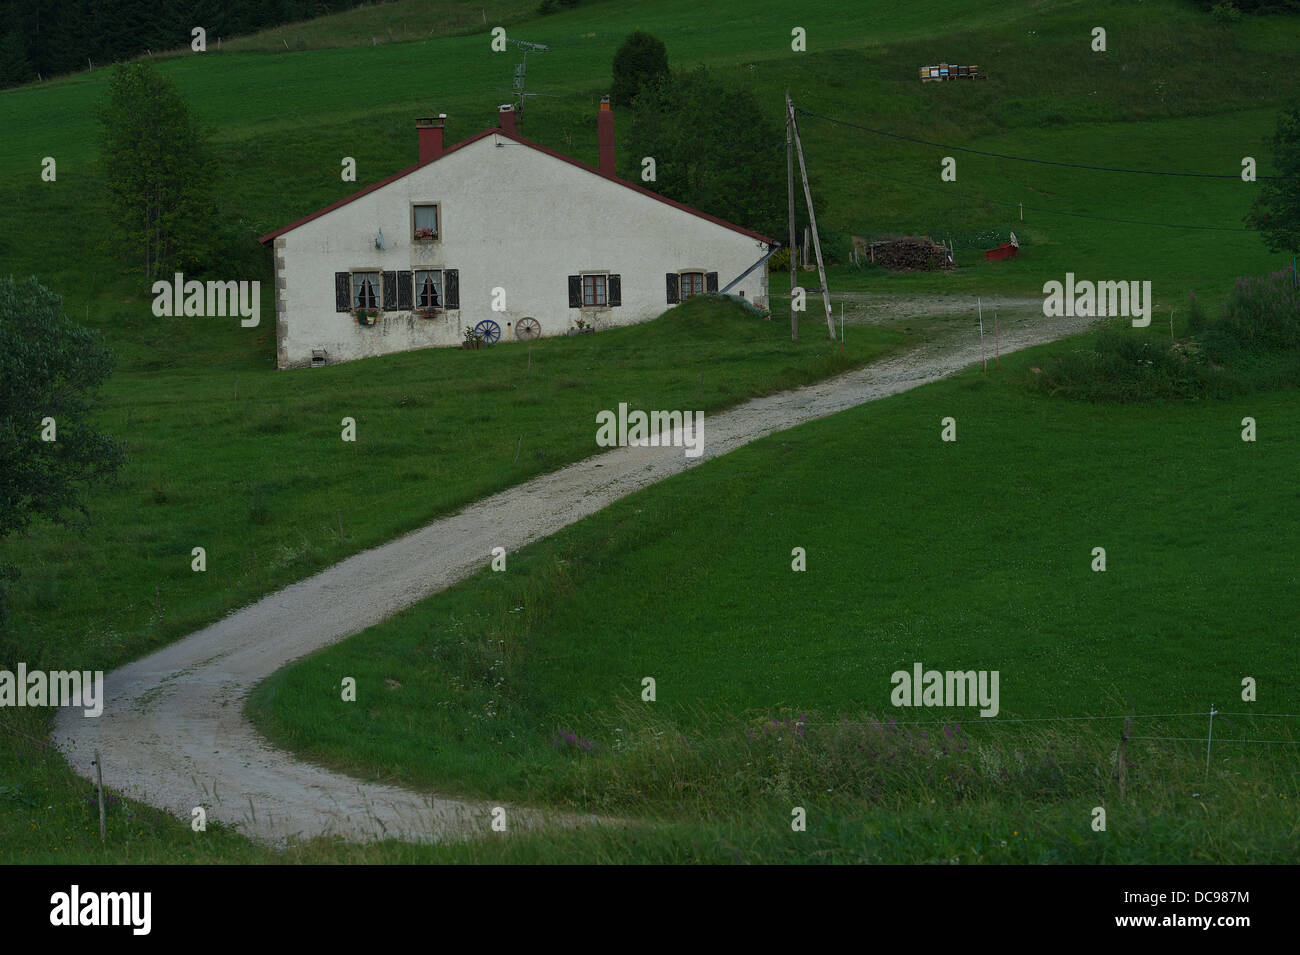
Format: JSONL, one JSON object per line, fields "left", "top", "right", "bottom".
{"left": 1118, "top": 715, "right": 1130, "bottom": 800}
{"left": 94, "top": 751, "right": 106, "bottom": 843}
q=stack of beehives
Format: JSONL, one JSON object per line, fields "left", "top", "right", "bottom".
{"left": 918, "top": 63, "right": 984, "bottom": 82}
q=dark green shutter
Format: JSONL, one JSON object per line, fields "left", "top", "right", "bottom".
{"left": 705, "top": 271, "right": 719, "bottom": 293}
{"left": 397, "top": 271, "right": 414, "bottom": 310}
{"left": 335, "top": 272, "right": 351, "bottom": 311}
{"left": 568, "top": 275, "right": 582, "bottom": 308}
{"left": 444, "top": 269, "right": 459, "bottom": 309}
{"left": 666, "top": 273, "right": 679, "bottom": 304}
{"left": 607, "top": 274, "right": 621, "bottom": 306}
{"left": 382, "top": 271, "right": 398, "bottom": 311}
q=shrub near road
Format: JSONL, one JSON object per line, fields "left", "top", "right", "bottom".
{"left": 1037, "top": 271, "right": 1300, "bottom": 401}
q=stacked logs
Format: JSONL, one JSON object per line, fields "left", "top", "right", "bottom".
{"left": 861, "top": 236, "right": 954, "bottom": 272}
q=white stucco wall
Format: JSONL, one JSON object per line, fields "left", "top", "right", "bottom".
{"left": 272, "top": 132, "right": 772, "bottom": 368}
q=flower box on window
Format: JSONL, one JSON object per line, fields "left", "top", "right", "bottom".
{"left": 414, "top": 306, "right": 439, "bottom": 319}
{"left": 354, "top": 307, "right": 381, "bottom": 326}
{"left": 413, "top": 228, "right": 438, "bottom": 241}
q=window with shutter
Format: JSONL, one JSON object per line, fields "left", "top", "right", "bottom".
{"left": 665, "top": 273, "right": 679, "bottom": 304}
{"left": 582, "top": 274, "right": 607, "bottom": 307}
{"left": 568, "top": 275, "right": 582, "bottom": 308}
{"left": 335, "top": 272, "right": 351, "bottom": 311}
{"left": 444, "top": 269, "right": 459, "bottom": 309}
{"left": 414, "top": 270, "right": 442, "bottom": 308}
{"left": 352, "top": 272, "right": 381, "bottom": 309}
{"left": 680, "top": 272, "right": 705, "bottom": 300}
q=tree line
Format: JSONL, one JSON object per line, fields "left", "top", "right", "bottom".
{"left": 0, "top": 0, "right": 364, "bottom": 88}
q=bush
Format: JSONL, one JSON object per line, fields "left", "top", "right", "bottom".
{"left": 1208, "top": 270, "right": 1300, "bottom": 356}
{"left": 611, "top": 30, "right": 668, "bottom": 108}
{"left": 623, "top": 66, "right": 784, "bottom": 239}
{"left": 1211, "top": 1, "right": 1244, "bottom": 22}
{"left": 1035, "top": 272, "right": 1300, "bottom": 402}
{"left": 1034, "top": 318, "right": 1224, "bottom": 403}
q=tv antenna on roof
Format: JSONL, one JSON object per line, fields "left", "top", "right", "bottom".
{"left": 494, "top": 39, "right": 556, "bottom": 125}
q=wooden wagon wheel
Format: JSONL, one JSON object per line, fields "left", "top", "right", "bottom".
{"left": 474, "top": 319, "right": 501, "bottom": 345}
{"left": 516, "top": 317, "right": 541, "bottom": 341}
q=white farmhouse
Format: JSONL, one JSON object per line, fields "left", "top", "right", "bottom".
{"left": 259, "top": 99, "right": 776, "bottom": 369}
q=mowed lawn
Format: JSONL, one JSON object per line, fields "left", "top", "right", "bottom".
{"left": 249, "top": 334, "right": 1300, "bottom": 846}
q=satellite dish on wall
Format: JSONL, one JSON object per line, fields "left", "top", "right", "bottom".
{"left": 375, "top": 227, "right": 386, "bottom": 250}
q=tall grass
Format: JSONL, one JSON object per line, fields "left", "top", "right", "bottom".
{"left": 1036, "top": 270, "right": 1300, "bottom": 401}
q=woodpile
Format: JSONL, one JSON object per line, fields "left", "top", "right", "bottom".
{"left": 860, "top": 236, "right": 954, "bottom": 272}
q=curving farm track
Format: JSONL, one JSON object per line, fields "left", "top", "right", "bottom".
{"left": 53, "top": 303, "right": 1087, "bottom": 846}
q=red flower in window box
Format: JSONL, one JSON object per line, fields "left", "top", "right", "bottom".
{"left": 354, "top": 306, "right": 381, "bottom": 326}
{"left": 413, "top": 228, "right": 437, "bottom": 241}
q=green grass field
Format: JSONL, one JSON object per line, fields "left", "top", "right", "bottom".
{"left": 1, "top": 296, "right": 897, "bottom": 672}
{"left": 3, "top": 0, "right": 1298, "bottom": 863}
{"left": 245, "top": 331, "right": 1300, "bottom": 862}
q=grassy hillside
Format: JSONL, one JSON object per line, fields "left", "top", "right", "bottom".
{"left": 249, "top": 332, "right": 1300, "bottom": 862}
{"left": 2, "top": 0, "right": 1299, "bottom": 863}
{"left": 7, "top": 0, "right": 1299, "bottom": 347}
{"left": 1, "top": 297, "right": 897, "bottom": 674}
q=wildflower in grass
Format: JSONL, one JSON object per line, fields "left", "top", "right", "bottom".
{"left": 553, "top": 731, "right": 596, "bottom": 752}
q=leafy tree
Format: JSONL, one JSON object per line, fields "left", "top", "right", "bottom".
{"left": 622, "top": 66, "right": 784, "bottom": 240}
{"left": 0, "top": 30, "right": 31, "bottom": 87}
{"left": 1246, "top": 105, "right": 1300, "bottom": 256}
{"left": 0, "top": 276, "right": 127, "bottom": 626}
{"left": 96, "top": 62, "right": 216, "bottom": 278}
{"left": 611, "top": 29, "right": 668, "bottom": 109}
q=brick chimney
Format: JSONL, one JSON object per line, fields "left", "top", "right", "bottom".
{"left": 498, "top": 104, "right": 518, "bottom": 135}
{"left": 417, "top": 115, "right": 445, "bottom": 163}
{"left": 597, "top": 95, "right": 615, "bottom": 176}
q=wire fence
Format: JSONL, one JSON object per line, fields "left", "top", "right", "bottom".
{"left": 795, "top": 106, "right": 1300, "bottom": 180}
{"left": 805, "top": 707, "right": 1300, "bottom": 782}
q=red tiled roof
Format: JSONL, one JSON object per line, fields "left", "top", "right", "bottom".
{"left": 258, "top": 124, "right": 776, "bottom": 246}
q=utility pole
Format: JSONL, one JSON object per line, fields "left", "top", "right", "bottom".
{"left": 786, "top": 91, "right": 797, "bottom": 343}
{"left": 789, "top": 99, "right": 835, "bottom": 337}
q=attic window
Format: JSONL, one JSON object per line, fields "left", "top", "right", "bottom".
{"left": 413, "top": 204, "right": 439, "bottom": 241}
{"left": 352, "top": 271, "right": 381, "bottom": 309}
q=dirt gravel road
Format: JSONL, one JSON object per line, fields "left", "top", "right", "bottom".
{"left": 54, "top": 302, "right": 1089, "bottom": 846}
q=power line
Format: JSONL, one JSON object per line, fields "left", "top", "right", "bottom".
{"left": 795, "top": 106, "right": 1298, "bottom": 180}
{"left": 858, "top": 155, "right": 1250, "bottom": 233}
{"left": 805, "top": 712, "right": 1210, "bottom": 726}
{"left": 805, "top": 711, "right": 1300, "bottom": 727}
{"left": 1131, "top": 737, "right": 1299, "bottom": 744}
